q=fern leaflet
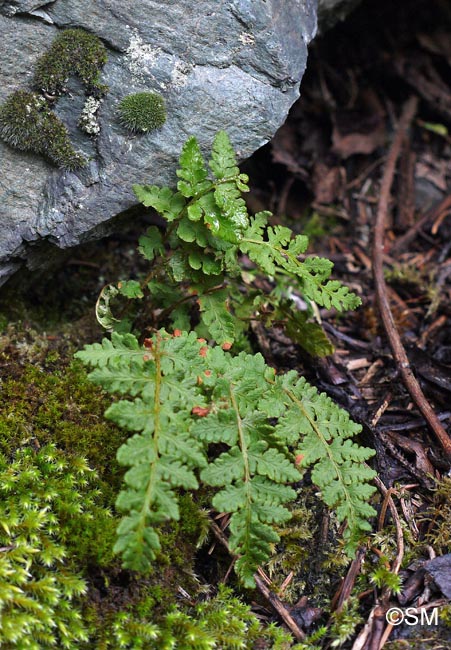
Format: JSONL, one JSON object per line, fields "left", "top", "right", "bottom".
{"left": 176, "top": 137, "right": 212, "bottom": 198}
{"left": 77, "top": 331, "right": 208, "bottom": 571}
{"left": 132, "top": 185, "right": 185, "bottom": 222}
{"left": 260, "top": 372, "right": 377, "bottom": 553}
{"left": 240, "top": 213, "right": 361, "bottom": 311}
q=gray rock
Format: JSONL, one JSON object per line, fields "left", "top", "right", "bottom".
{"left": 0, "top": 0, "right": 54, "bottom": 15}
{"left": 0, "top": 1, "right": 317, "bottom": 285}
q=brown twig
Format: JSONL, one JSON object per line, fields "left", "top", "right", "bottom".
{"left": 372, "top": 477, "right": 406, "bottom": 650}
{"left": 331, "top": 547, "right": 366, "bottom": 613}
{"left": 372, "top": 96, "right": 451, "bottom": 461}
{"left": 253, "top": 575, "right": 306, "bottom": 641}
{"left": 390, "top": 191, "right": 451, "bottom": 255}
{"left": 209, "top": 519, "right": 306, "bottom": 641}
{"left": 374, "top": 477, "right": 404, "bottom": 576}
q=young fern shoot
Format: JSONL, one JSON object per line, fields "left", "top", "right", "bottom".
{"left": 114, "top": 130, "right": 361, "bottom": 351}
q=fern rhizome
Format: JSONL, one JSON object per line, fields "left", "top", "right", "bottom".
{"left": 76, "top": 131, "right": 377, "bottom": 587}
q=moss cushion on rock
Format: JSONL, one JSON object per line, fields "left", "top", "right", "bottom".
{"left": 117, "top": 92, "right": 167, "bottom": 133}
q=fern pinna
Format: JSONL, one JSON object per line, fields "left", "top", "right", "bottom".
{"left": 76, "top": 330, "right": 376, "bottom": 586}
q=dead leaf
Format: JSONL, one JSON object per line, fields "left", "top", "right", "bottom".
{"left": 312, "top": 161, "right": 342, "bottom": 204}
{"left": 332, "top": 90, "right": 386, "bottom": 158}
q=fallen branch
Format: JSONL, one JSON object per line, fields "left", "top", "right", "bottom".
{"left": 372, "top": 96, "right": 451, "bottom": 460}
{"left": 331, "top": 547, "right": 366, "bottom": 613}
{"left": 254, "top": 574, "right": 306, "bottom": 641}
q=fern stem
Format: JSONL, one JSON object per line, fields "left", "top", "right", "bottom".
{"left": 241, "top": 238, "right": 289, "bottom": 257}
{"left": 230, "top": 388, "right": 250, "bottom": 486}
{"left": 136, "top": 334, "right": 163, "bottom": 542}
{"left": 229, "top": 386, "right": 253, "bottom": 551}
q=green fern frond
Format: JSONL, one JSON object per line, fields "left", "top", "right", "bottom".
{"left": 78, "top": 329, "right": 376, "bottom": 582}
{"left": 127, "top": 132, "right": 361, "bottom": 345}
{"left": 133, "top": 185, "right": 185, "bottom": 223}
{"left": 77, "top": 330, "right": 208, "bottom": 572}
{"left": 285, "top": 310, "right": 335, "bottom": 357}
{"left": 263, "top": 372, "right": 377, "bottom": 554}
{"left": 241, "top": 212, "right": 361, "bottom": 311}
{"left": 193, "top": 351, "right": 300, "bottom": 586}
{"left": 198, "top": 289, "right": 236, "bottom": 345}
{"left": 177, "top": 137, "right": 212, "bottom": 198}
{"left": 209, "top": 130, "right": 241, "bottom": 179}
{"left": 138, "top": 225, "right": 165, "bottom": 260}
{"left": 75, "top": 331, "right": 142, "bottom": 368}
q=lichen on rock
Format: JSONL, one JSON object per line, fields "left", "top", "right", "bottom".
{"left": 117, "top": 91, "right": 166, "bottom": 133}
{"left": 78, "top": 96, "right": 102, "bottom": 136}
{"left": 124, "top": 32, "right": 162, "bottom": 83}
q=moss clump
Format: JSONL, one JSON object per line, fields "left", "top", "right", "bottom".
{"left": 0, "top": 360, "right": 125, "bottom": 498}
{"left": 424, "top": 476, "right": 451, "bottom": 552}
{"left": 0, "top": 444, "right": 110, "bottom": 648}
{"left": 117, "top": 91, "right": 166, "bottom": 133}
{"left": 0, "top": 90, "right": 85, "bottom": 170}
{"left": 33, "top": 28, "right": 108, "bottom": 96}
{"left": 84, "top": 585, "right": 292, "bottom": 649}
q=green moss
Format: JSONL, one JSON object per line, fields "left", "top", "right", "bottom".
{"left": 0, "top": 28, "right": 108, "bottom": 168}
{"left": 0, "top": 444, "right": 107, "bottom": 648}
{"left": 155, "top": 493, "right": 211, "bottom": 573}
{"left": 117, "top": 92, "right": 166, "bottom": 133}
{"left": 33, "top": 28, "right": 108, "bottom": 96}
{"left": 0, "top": 340, "right": 295, "bottom": 648}
{"left": 84, "top": 585, "right": 293, "bottom": 650}
{"left": 0, "top": 361, "right": 125, "bottom": 495}
{"left": 0, "top": 90, "right": 85, "bottom": 170}
{"left": 424, "top": 477, "right": 451, "bottom": 552}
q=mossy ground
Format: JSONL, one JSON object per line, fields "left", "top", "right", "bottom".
{"left": 0, "top": 345, "right": 220, "bottom": 645}
{"left": 0, "top": 316, "right": 289, "bottom": 647}
{"left": 0, "top": 229, "right": 373, "bottom": 648}
{"left": 2, "top": 217, "right": 449, "bottom": 647}
{"left": 0, "top": 229, "right": 298, "bottom": 647}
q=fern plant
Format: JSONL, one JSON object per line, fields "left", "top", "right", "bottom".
{"left": 77, "top": 132, "right": 376, "bottom": 587}
{"left": 77, "top": 330, "right": 376, "bottom": 586}
{"left": 97, "top": 131, "right": 360, "bottom": 353}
